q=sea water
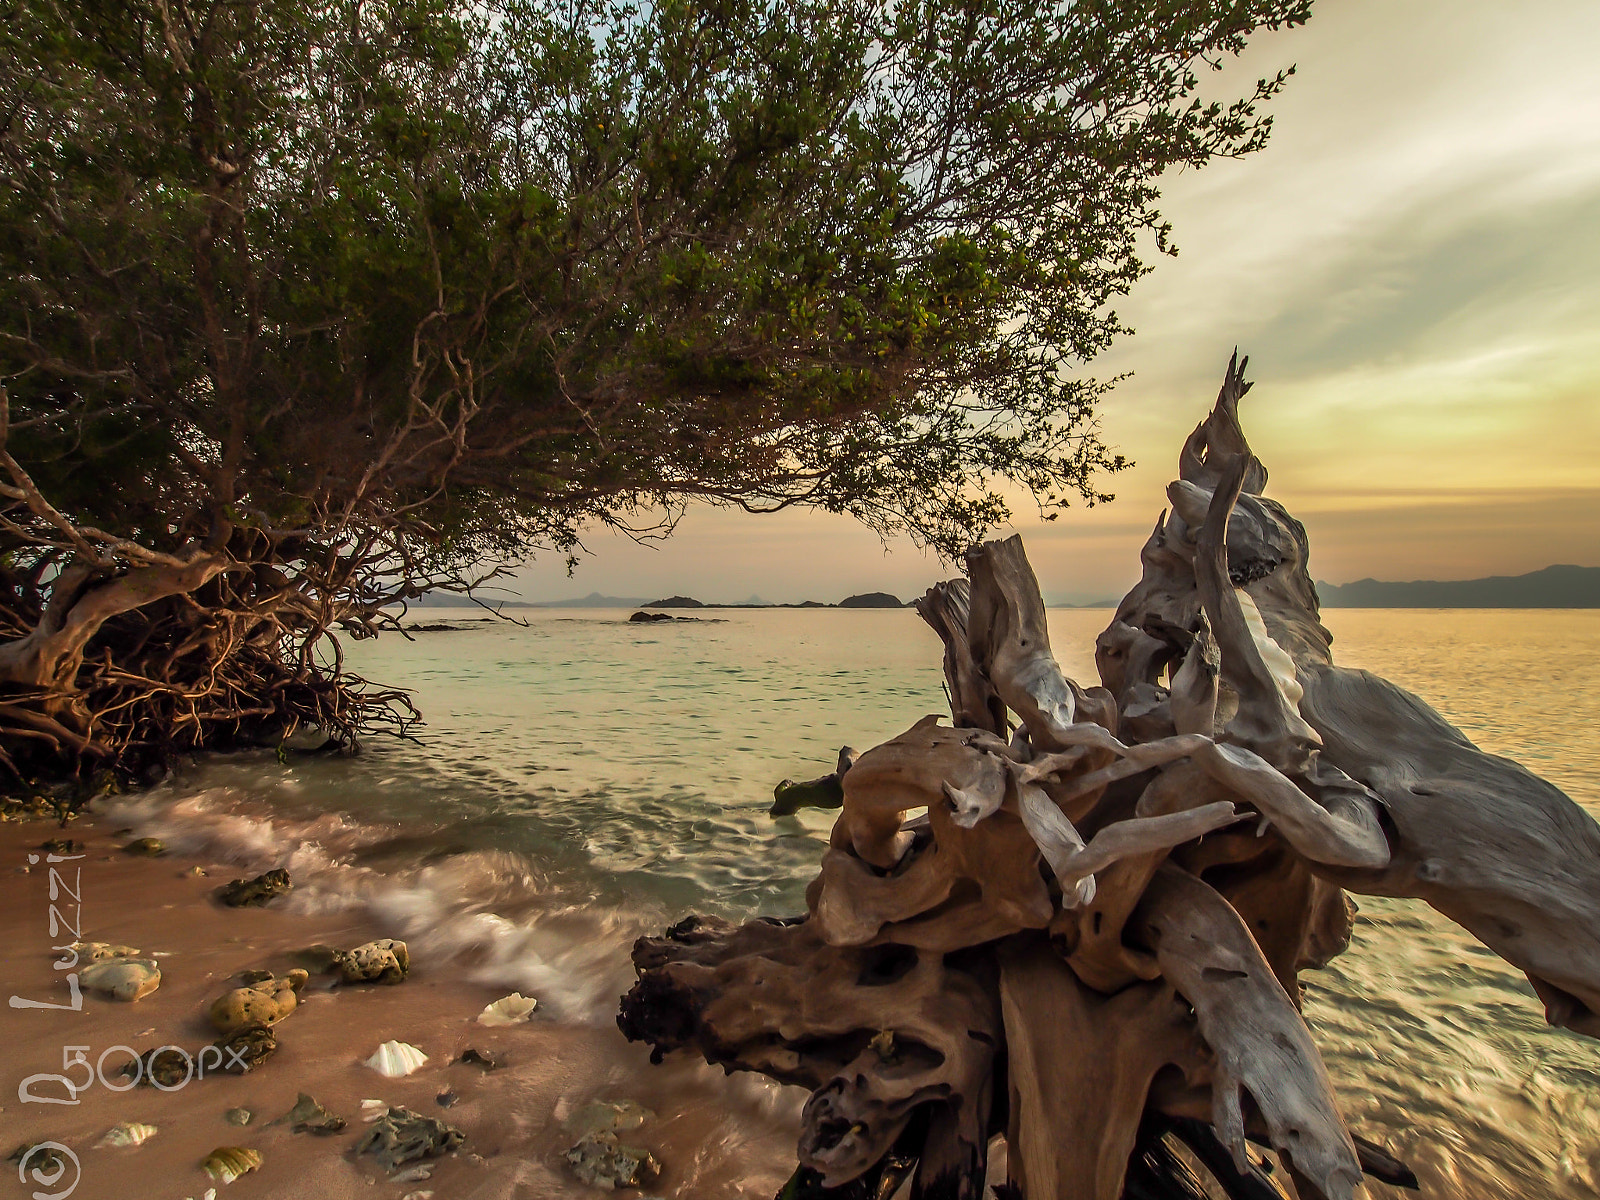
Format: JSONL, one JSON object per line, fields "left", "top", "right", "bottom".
{"left": 108, "top": 607, "right": 1600, "bottom": 1198}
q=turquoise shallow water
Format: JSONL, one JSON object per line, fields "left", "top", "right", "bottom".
{"left": 127, "top": 605, "right": 1600, "bottom": 1199}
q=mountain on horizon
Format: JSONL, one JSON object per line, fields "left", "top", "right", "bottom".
{"left": 410, "top": 590, "right": 651, "bottom": 608}
{"left": 527, "top": 591, "right": 651, "bottom": 608}
{"left": 1316, "top": 564, "right": 1600, "bottom": 608}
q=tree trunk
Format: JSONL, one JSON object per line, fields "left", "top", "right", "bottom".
{"left": 0, "top": 555, "right": 226, "bottom": 690}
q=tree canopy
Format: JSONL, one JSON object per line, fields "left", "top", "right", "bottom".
{"left": 0, "top": 0, "right": 1311, "bottom": 778}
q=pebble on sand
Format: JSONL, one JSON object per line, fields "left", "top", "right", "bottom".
{"left": 207, "top": 970, "right": 308, "bottom": 1036}
{"left": 216, "top": 868, "right": 292, "bottom": 907}
{"left": 79, "top": 956, "right": 161, "bottom": 1002}
{"left": 332, "top": 938, "right": 410, "bottom": 985}
{"left": 565, "top": 1131, "right": 661, "bottom": 1190}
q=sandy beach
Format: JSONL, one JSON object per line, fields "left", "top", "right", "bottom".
{"left": 0, "top": 813, "right": 799, "bottom": 1200}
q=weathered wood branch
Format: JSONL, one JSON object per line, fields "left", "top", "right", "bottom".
{"left": 1193, "top": 455, "right": 1319, "bottom": 773}
{"left": 966, "top": 535, "right": 1118, "bottom": 747}
{"left": 998, "top": 939, "right": 1206, "bottom": 1200}
{"left": 1299, "top": 663, "right": 1600, "bottom": 1037}
{"left": 1134, "top": 867, "right": 1362, "bottom": 1200}
{"left": 916, "top": 578, "right": 1005, "bottom": 735}
{"left": 0, "top": 554, "right": 228, "bottom": 689}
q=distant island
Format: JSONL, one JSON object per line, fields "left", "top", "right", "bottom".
{"left": 1316, "top": 564, "right": 1600, "bottom": 608}
{"left": 412, "top": 590, "right": 916, "bottom": 610}
{"left": 408, "top": 591, "right": 648, "bottom": 609}
{"left": 408, "top": 567, "right": 1600, "bottom": 612}
{"left": 643, "top": 591, "right": 908, "bottom": 609}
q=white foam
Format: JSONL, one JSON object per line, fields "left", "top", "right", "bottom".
{"left": 98, "top": 790, "right": 650, "bottom": 1023}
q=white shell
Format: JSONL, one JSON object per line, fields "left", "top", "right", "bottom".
{"left": 476, "top": 992, "right": 537, "bottom": 1026}
{"left": 97, "top": 1121, "right": 157, "bottom": 1148}
{"left": 364, "top": 1040, "right": 427, "bottom": 1077}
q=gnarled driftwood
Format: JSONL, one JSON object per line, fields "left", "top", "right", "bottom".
{"left": 620, "top": 353, "right": 1597, "bottom": 1198}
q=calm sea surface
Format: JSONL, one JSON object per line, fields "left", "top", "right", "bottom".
{"left": 126, "top": 607, "right": 1600, "bottom": 1198}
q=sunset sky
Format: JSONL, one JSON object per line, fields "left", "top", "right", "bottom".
{"left": 512, "top": 0, "right": 1600, "bottom": 605}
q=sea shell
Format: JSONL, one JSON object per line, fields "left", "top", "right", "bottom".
{"left": 365, "top": 1040, "right": 428, "bottom": 1078}
{"left": 97, "top": 1121, "right": 157, "bottom": 1148}
{"left": 201, "top": 1146, "right": 262, "bottom": 1184}
{"left": 476, "top": 992, "right": 537, "bottom": 1026}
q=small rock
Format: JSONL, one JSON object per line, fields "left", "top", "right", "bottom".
{"left": 217, "top": 868, "right": 292, "bottom": 907}
{"left": 184, "top": 865, "right": 208, "bottom": 877}
{"left": 207, "top": 971, "right": 307, "bottom": 1036}
{"left": 40, "top": 838, "right": 79, "bottom": 854}
{"left": 332, "top": 939, "right": 409, "bottom": 985}
{"left": 202, "top": 1146, "right": 262, "bottom": 1184}
{"left": 123, "top": 837, "right": 166, "bottom": 856}
{"left": 71, "top": 940, "right": 142, "bottom": 962}
{"left": 354, "top": 1107, "right": 464, "bottom": 1173}
{"left": 435, "top": 1090, "right": 458, "bottom": 1108}
{"left": 224, "top": 1108, "right": 252, "bottom": 1127}
{"left": 401, "top": 1192, "right": 435, "bottom": 1200}
{"left": 293, "top": 943, "right": 343, "bottom": 972}
{"left": 7, "top": 1143, "right": 68, "bottom": 1172}
{"left": 390, "top": 1166, "right": 432, "bottom": 1183}
{"left": 279, "top": 1093, "right": 345, "bottom": 1135}
{"left": 210, "top": 1024, "right": 278, "bottom": 1074}
{"left": 80, "top": 957, "right": 161, "bottom": 1002}
{"left": 455, "top": 1048, "right": 503, "bottom": 1071}
{"left": 565, "top": 1131, "right": 661, "bottom": 1190}
{"left": 127, "top": 1046, "right": 192, "bottom": 1089}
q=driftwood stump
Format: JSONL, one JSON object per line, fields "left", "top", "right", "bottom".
{"left": 618, "top": 354, "right": 1600, "bottom": 1198}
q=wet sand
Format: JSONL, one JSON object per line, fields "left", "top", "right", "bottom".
{"left": 0, "top": 816, "right": 800, "bottom": 1200}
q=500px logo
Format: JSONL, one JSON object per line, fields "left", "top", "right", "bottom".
{"left": 19, "top": 1043, "right": 252, "bottom": 1104}
{"left": 15, "top": 1142, "right": 80, "bottom": 1200}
